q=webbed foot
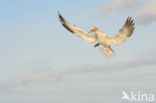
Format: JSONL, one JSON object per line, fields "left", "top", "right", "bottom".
{"left": 94, "top": 43, "right": 100, "bottom": 47}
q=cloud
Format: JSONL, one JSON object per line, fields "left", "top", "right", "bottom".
{"left": 133, "top": 0, "right": 156, "bottom": 24}
{"left": 0, "top": 51, "right": 156, "bottom": 89}
{"left": 100, "top": 0, "right": 136, "bottom": 15}
{"left": 99, "top": 0, "right": 156, "bottom": 24}
{"left": 65, "top": 55, "right": 156, "bottom": 74}
{"left": 0, "top": 72, "right": 63, "bottom": 89}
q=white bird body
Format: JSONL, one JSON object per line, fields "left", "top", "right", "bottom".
{"left": 96, "top": 31, "right": 111, "bottom": 45}
{"left": 59, "top": 12, "right": 135, "bottom": 57}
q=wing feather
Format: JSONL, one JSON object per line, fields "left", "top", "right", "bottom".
{"left": 58, "top": 13, "right": 96, "bottom": 43}
{"left": 110, "top": 17, "right": 135, "bottom": 45}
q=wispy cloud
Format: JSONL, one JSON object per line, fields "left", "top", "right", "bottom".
{"left": 0, "top": 51, "right": 156, "bottom": 89}
{"left": 100, "top": 0, "right": 137, "bottom": 15}
{"left": 133, "top": 0, "right": 156, "bottom": 24}
{"left": 99, "top": 0, "right": 156, "bottom": 24}
{"left": 65, "top": 55, "right": 156, "bottom": 74}
{"left": 0, "top": 72, "right": 62, "bottom": 89}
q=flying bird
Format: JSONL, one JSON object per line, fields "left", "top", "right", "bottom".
{"left": 58, "top": 12, "right": 135, "bottom": 57}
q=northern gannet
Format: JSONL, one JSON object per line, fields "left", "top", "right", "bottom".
{"left": 58, "top": 13, "right": 135, "bottom": 57}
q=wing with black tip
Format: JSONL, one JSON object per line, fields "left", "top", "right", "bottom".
{"left": 58, "top": 13, "right": 96, "bottom": 43}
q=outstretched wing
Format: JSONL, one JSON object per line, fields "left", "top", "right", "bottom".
{"left": 110, "top": 17, "right": 135, "bottom": 45}
{"left": 58, "top": 13, "right": 96, "bottom": 43}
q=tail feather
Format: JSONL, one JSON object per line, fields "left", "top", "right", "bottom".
{"left": 101, "top": 46, "right": 114, "bottom": 57}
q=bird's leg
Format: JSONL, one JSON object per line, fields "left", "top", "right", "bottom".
{"left": 94, "top": 43, "right": 101, "bottom": 47}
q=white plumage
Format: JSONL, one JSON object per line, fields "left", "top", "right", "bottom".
{"left": 59, "top": 12, "right": 135, "bottom": 57}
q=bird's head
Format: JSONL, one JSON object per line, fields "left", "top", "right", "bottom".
{"left": 88, "top": 26, "right": 98, "bottom": 34}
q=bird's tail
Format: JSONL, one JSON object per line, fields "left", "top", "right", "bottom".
{"left": 101, "top": 45, "right": 115, "bottom": 57}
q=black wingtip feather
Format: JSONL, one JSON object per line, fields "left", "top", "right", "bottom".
{"left": 58, "top": 13, "right": 75, "bottom": 33}
{"left": 122, "top": 16, "right": 135, "bottom": 37}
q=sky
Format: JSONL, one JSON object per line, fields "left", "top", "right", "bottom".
{"left": 0, "top": 0, "right": 156, "bottom": 103}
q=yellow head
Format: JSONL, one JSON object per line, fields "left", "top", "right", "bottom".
{"left": 88, "top": 26, "right": 98, "bottom": 34}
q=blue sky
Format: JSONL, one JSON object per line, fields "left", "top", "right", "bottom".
{"left": 0, "top": 0, "right": 156, "bottom": 103}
